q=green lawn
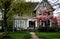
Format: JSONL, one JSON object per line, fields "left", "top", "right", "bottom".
{"left": 0, "top": 31, "right": 31, "bottom": 39}
{"left": 36, "top": 32, "right": 60, "bottom": 39}
{"left": 0, "top": 34, "right": 4, "bottom": 38}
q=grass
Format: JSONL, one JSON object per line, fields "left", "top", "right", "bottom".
{"left": 0, "top": 34, "right": 4, "bottom": 38}
{"left": 36, "top": 32, "right": 60, "bottom": 39}
{"left": 0, "top": 31, "right": 31, "bottom": 39}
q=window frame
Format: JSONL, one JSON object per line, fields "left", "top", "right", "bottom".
{"left": 15, "top": 20, "right": 25, "bottom": 29}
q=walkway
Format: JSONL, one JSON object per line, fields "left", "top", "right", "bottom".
{"left": 0, "top": 32, "right": 3, "bottom": 35}
{"left": 30, "top": 32, "right": 39, "bottom": 39}
{"left": 0, "top": 32, "right": 6, "bottom": 35}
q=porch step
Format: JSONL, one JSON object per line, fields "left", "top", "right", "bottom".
{"left": 27, "top": 27, "right": 37, "bottom": 32}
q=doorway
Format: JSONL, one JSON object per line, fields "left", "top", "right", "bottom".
{"left": 29, "top": 21, "right": 35, "bottom": 29}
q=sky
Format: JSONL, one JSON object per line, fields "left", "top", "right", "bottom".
{"left": 26, "top": 0, "right": 60, "bottom": 17}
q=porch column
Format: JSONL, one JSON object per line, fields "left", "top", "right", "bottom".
{"left": 27, "top": 19, "right": 29, "bottom": 28}
{"left": 50, "top": 19, "right": 52, "bottom": 27}
{"left": 43, "top": 22, "right": 45, "bottom": 27}
{"left": 35, "top": 21, "right": 37, "bottom": 27}
{"left": 40, "top": 20, "right": 42, "bottom": 25}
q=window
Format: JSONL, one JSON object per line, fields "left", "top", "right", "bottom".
{"left": 19, "top": 20, "right": 25, "bottom": 28}
{"left": 15, "top": 20, "right": 25, "bottom": 30}
{"left": 41, "top": 2, "right": 48, "bottom": 7}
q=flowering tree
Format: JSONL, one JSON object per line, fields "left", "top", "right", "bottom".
{"left": 56, "top": 17, "right": 60, "bottom": 25}
{"left": 34, "top": 7, "right": 58, "bottom": 26}
{"left": 35, "top": 7, "right": 52, "bottom": 21}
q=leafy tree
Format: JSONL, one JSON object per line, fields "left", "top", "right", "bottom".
{"left": 0, "top": 0, "right": 14, "bottom": 33}
{"left": 0, "top": 0, "right": 25, "bottom": 32}
{"left": 0, "top": 0, "right": 38, "bottom": 32}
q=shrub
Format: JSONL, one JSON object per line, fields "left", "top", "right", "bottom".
{"left": 38, "top": 26, "right": 50, "bottom": 32}
{"left": 49, "top": 27, "right": 59, "bottom": 32}
{"left": 38, "top": 26, "right": 59, "bottom": 32}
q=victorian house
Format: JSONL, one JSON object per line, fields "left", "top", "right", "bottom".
{"left": 13, "top": 0, "right": 54, "bottom": 30}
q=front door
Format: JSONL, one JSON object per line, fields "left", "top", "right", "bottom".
{"left": 29, "top": 21, "right": 35, "bottom": 29}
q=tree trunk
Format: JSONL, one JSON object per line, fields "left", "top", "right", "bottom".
{"left": 3, "top": 9, "right": 7, "bottom": 33}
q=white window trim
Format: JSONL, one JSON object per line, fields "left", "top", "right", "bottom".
{"left": 14, "top": 20, "right": 25, "bottom": 29}
{"left": 27, "top": 19, "right": 37, "bottom": 28}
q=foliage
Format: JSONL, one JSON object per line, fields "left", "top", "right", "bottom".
{"left": 12, "top": 2, "right": 37, "bottom": 15}
{"left": 0, "top": 0, "right": 13, "bottom": 10}
{"left": 0, "top": 0, "right": 38, "bottom": 31}
{"left": 0, "top": 0, "right": 14, "bottom": 32}
{"left": 0, "top": 20, "right": 2, "bottom": 26}
{"left": 38, "top": 25, "right": 59, "bottom": 32}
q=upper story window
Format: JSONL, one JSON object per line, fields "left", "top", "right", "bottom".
{"left": 41, "top": 2, "right": 48, "bottom": 7}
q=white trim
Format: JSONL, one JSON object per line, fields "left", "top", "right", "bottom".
{"left": 27, "top": 19, "right": 37, "bottom": 28}
{"left": 27, "top": 19, "right": 32, "bottom": 28}
{"left": 14, "top": 20, "right": 25, "bottom": 30}
{"left": 35, "top": 21, "right": 37, "bottom": 27}
{"left": 50, "top": 19, "right": 52, "bottom": 27}
{"left": 43, "top": 22, "right": 45, "bottom": 27}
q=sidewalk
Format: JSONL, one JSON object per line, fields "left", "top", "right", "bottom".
{"left": 30, "top": 32, "right": 39, "bottom": 39}
{"left": 0, "top": 32, "right": 4, "bottom": 35}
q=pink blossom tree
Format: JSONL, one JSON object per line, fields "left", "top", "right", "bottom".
{"left": 34, "top": 7, "right": 58, "bottom": 26}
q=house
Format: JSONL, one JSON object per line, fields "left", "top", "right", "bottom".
{"left": 34, "top": 0, "right": 54, "bottom": 27}
{"left": 13, "top": 2, "right": 38, "bottom": 30}
{"left": 13, "top": 0, "right": 54, "bottom": 30}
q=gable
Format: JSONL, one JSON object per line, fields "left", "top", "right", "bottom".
{"left": 34, "top": 0, "right": 53, "bottom": 11}
{"left": 34, "top": 0, "right": 54, "bottom": 16}
{"left": 40, "top": 0, "right": 50, "bottom": 7}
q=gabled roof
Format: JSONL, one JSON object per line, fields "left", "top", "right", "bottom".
{"left": 40, "top": 0, "right": 50, "bottom": 7}
{"left": 34, "top": 0, "right": 53, "bottom": 10}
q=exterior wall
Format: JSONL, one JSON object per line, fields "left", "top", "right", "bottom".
{"left": 14, "top": 18, "right": 38, "bottom": 30}
{"left": 13, "top": 10, "right": 36, "bottom": 30}
{"left": 13, "top": 2, "right": 38, "bottom": 30}
{"left": 24, "top": 20, "right": 27, "bottom": 29}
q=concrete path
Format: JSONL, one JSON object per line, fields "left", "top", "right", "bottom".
{"left": 0, "top": 32, "right": 4, "bottom": 35}
{"left": 30, "top": 32, "right": 39, "bottom": 39}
